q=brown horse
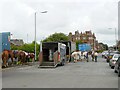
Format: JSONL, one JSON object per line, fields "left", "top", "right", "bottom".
{"left": 17, "top": 50, "right": 27, "bottom": 65}
{"left": 2, "top": 50, "right": 14, "bottom": 68}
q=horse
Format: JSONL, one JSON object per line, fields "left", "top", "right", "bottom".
{"left": 12, "top": 50, "right": 19, "bottom": 64}
{"left": 17, "top": 50, "right": 27, "bottom": 65}
{"left": 26, "top": 53, "right": 35, "bottom": 62}
{"left": 2, "top": 50, "right": 14, "bottom": 68}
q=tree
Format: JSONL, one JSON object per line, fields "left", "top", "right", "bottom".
{"left": 104, "top": 44, "right": 108, "bottom": 50}
{"left": 99, "top": 43, "right": 108, "bottom": 51}
{"left": 117, "top": 41, "right": 120, "bottom": 52}
{"left": 76, "top": 40, "right": 83, "bottom": 50}
{"left": 11, "top": 41, "right": 40, "bottom": 56}
{"left": 43, "top": 33, "right": 69, "bottom": 42}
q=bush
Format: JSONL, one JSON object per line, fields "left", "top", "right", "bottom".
{"left": 11, "top": 41, "right": 40, "bottom": 58}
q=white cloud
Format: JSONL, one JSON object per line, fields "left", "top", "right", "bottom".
{"left": 0, "top": 0, "right": 119, "bottom": 46}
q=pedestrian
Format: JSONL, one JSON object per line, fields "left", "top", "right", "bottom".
{"left": 86, "top": 51, "right": 89, "bottom": 62}
{"left": 91, "top": 50, "right": 95, "bottom": 61}
{"left": 80, "top": 52, "right": 84, "bottom": 61}
{"left": 83, "top": 51, "right": 89, "bottom": 62}
{"left": 77, "top": 51, "right": 82, "bottom": 61}
{"left": 94, "top": 51, "right": 98, "bottom": 62}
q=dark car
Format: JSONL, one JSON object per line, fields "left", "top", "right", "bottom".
{"left": 114, "top": 56, "right": 120, "bottom": 77}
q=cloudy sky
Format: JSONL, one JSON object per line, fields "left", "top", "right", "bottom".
{"left": 0, "top": 0, "right": 119, "bottom": 46}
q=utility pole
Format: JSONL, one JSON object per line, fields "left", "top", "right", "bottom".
{"left": 108, "top": 28, "right": 117, "bottom": 51}
{"left": 35, "top": 12, "right": 37, "bottom": 61}
{"left": 34, "top": 11, "right": 48, "bottom": 61}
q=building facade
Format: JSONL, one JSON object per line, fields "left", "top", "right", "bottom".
{"left": 10, "top": 39, "right": 24, "bottom": 46}
{"left": 68, "top": 30, "right": 100, "bottom": 50}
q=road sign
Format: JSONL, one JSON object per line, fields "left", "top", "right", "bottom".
{"left": 78, "top": 44, "right": 91, "bottom": 51}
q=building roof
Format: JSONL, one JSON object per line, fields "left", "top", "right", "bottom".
{"left": 10, "top": 39, "right": 24, "bottom": 46}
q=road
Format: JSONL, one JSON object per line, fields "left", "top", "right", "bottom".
{"left": 2, "top": 54, "right": 118, "bottom": 88}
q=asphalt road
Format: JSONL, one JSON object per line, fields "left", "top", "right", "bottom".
{"left": 2, "top": 54, "right": 118, "bottom": 88}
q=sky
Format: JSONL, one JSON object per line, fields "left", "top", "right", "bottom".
{"left": 0, "top": 0, "right": 119, "bottom": 46}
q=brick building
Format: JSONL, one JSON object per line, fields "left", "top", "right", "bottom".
{"left": 68, "top": 30, "right": 99, "bottom": 50}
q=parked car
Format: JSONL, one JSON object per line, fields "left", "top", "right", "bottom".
{"left": 106, "top": 51, "right": 120, "bottom": 63}
{"left": 109, "top": 54, "right": 120, "bottom": 69}
{"left": 114, "top": 56, "right": 120, "bottom": 77}
{"left": 106, "top": 52, "right": 114, "bottom": 63}
{"left": 102, "top": 51, "right": 109, "bottom": 58}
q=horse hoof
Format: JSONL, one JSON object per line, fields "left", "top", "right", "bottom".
{"left": 2, "top": 65, "right": 6, "bottom": 68}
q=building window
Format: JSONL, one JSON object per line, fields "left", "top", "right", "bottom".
{"left": 89, "top": 37, "right": 93, "bottom": 40}
{"left": 83, "top": 37, "right": 86, "bottom": 40}
{"left": 72, "top": 38, "right": 74, "bottom": 41}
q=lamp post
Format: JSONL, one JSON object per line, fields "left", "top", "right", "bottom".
{"left": 34, "top": 11, "right": 47, "bottom": 61}
{"left": 108, "top": 28, "right": 117, "bottom": 51}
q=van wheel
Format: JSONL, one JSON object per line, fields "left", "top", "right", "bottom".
{"left": 61, "top": 60, "right": 65, "bottom": 66}
{"left": 111, "top": 66, "right": 114, "bottom": 69}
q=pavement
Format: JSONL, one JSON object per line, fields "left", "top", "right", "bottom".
{"left": 2, "top": 54, "right": 119, "bottom": 88}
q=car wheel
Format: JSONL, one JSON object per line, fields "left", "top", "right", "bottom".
{"left": 118, "top": 69, "right": 120, "bottom": 77}
{"left": 111, "top": 66, "right": 114, "bottom": 69}
{"left": 106, "top": 60, "right": 109, "bottom": 63}
{"left": 109, "top": 63, "right": 111, "bottom": 66}
{"left": 60, "top": 60, "right": 65, "bottom": 66}
{"left": 114, "top": 69, "right": 118, "bottom": 73}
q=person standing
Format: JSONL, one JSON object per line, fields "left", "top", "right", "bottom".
{"left": 94, "top": 51, "right": 98, "bottom": 62}
{"left": 77, "top": 51, "right": 82, "bottom": 61}
{"left": 86, "top": 51, "right": 89, "bottom": 62}
{"left": 83, "top": 51, "right": 89, "bottom": 62}
{"left": 91, "top": 50, "right": 94, "bottom": 61}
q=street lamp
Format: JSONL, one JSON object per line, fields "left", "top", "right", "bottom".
{"left": 34, "top": 11, "right": 47, "bottom": 61}
{"left": 108, "top": 28, "right": 117, "bottom": 51}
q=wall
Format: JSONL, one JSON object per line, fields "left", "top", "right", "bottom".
{"left": 2, "top": 32, "right": 10, "bottom": 51}
{"left": 0, "top": 32, "right": 10, "bottom": 52}
{"left": 118, "top": 1, "right": 120, "bottom": 40}
{"left": 0, "top": 33, "right": 2, "bottom": 53}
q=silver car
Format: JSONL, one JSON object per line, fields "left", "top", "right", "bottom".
{"left": 109, "top": 54, "right": 120, "bottom": 69}
{"left": 114, "top": 57, "right": 120, "bottom": 77}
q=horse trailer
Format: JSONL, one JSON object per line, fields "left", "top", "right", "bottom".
{"left": 39, "top": 42, "right": 66, "bottom": 68}
{"left": 58, "top": 41, "right": 76, "bottom": 62}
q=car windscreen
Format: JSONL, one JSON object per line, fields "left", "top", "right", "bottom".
{"left": 113, "top": 54, "right": 120, "bottom": 58}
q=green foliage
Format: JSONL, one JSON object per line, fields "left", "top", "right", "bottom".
{"left": 99, "top": 43, "right": 108, "bottom": 50}
{"left": 76, "top": 40, "right": 83, "bottom": 50}
{"left": 103, "top": 44, "right": 108, "bottom": 50}
{"left": 97, "top": 50, "right": 104, "bottom": 53}
{"left": 43, "top": 33, "right": 69, "bottom": 42}
{"left": 11, "top": 41, "right": 40, "bottom": 58}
